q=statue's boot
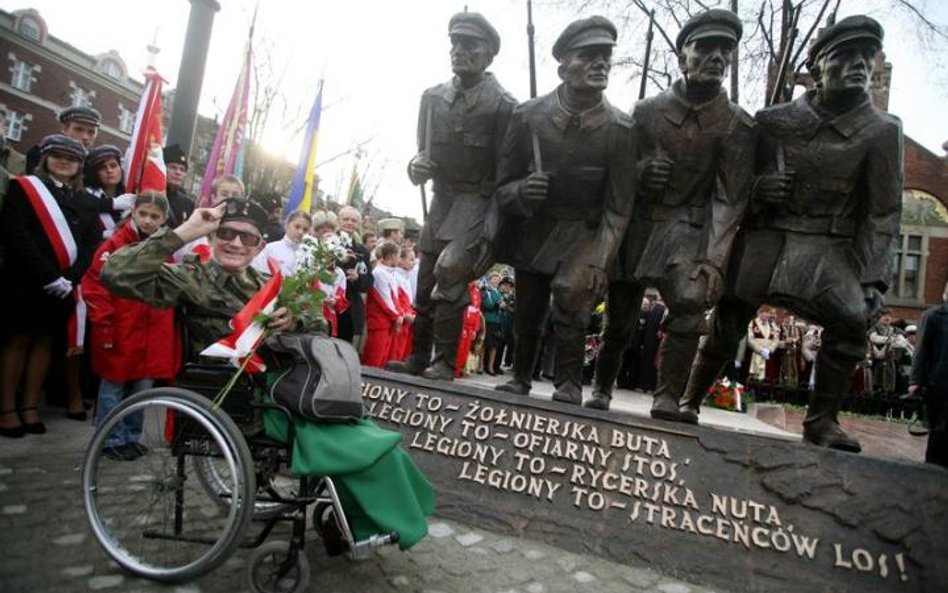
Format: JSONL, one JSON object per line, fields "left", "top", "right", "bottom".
{"left": 419, "top": 304, "right": 464, "bottom": 382}
{"left": 584, "top": 345, "right": 622, "bottom": 411}
{"left": 496, "top": 334, "right": 538, "bottom": 396}
{"left": 551, "top": 330, "right": 584, "bottom": 405}
{"left": 802, "top": 358, "right": 861, "bottom": 452}
{"left": 385, "top": 355, "right": 428, "bottom": 376}
{"left": 650, "top": 333, "right": 699, "bottom": 421}
{"left": 678, "top": 349, "right": 730, "bottom": 425}
{"left": 803, "top": 393, "right": 861, "bottom": 452}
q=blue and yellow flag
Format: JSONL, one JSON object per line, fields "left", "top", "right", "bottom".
{"left": 286, "top": 80, "right": 323, "bottom": 217}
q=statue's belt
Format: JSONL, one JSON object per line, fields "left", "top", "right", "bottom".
{"left": 644, "top": 203, "right": 710, "bottom": 225}
{"left": 757, "top": 213, "right": 855, "bottom": 237}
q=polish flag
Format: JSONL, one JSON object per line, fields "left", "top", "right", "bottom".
{"left": 124, "top": 69, "right": 167, "bottom": 194}
{"left": 200, "top": 263, "right": 283, "bottom": 373}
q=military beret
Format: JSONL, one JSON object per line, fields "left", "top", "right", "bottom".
{"left": 807, "top": 15, "right": 883, "bottom": 68}
{"left": 58, "top": 105, "right": 101, "bottom": 126}
{"left": 86, "top": 144, "right": 122, "bottom": 168}
{"left": 676, "top": 9, "right": 743, "bottom": 52}
{"left": 449, "top": 12, "right": 501, "bottom": 55}
{"left": 553, "top": 16, "right": 617, "bottom": 61}
{"left": 377, "top": 217, "right": 404, "bottom": 232}
{"left": 39, "top": 134, "right": 87, "bottom": 160}
{"left": 163, "top": 144, "right": 189, "bottom": 169}
{"left": 220, "top": 198, "right": 269, "bottom": 232}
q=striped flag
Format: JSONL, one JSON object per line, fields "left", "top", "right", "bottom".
{"left": 123, "top": 69, "right": 167, "bottom": 194}
{"left": 197, "top": 39, "right": 252, "bottom": 207}
{"left": 345, "top": 160, "right": 364, "bottom": 208}
{"left": 285, "top": 80, "right": 323, "bottom": 217}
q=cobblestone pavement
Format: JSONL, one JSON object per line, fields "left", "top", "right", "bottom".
{"left": 0, "top": 411, "right": 732, "bottom": 593}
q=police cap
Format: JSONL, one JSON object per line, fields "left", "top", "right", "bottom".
{"left": 163, "top": 144, "right": 189, "bottom": 169}
{"left": 86, "top": 144, "right": 122, "bottom": 169}
{"left": 219, "top": 198, "right": 269, "bottom": 232}
{"left": 553, "top": 16, "right": 617, "bottom": 61}
{"left": 39, "top": 134, "right": 87, "bottom": 160}
{"left": 449, "top": 12, "right": 501, "bottom": 56}
{"left": 676, "top": 9, "right": 743, "bottom": 53}
{"left": 377, "top": 217, "right": 404, "bottom": 233}
{"left": 58, "top": 105, "right": 101, "bottom": 127}
{"left": 806, "top": 15, "right": 883, "bottom": 69}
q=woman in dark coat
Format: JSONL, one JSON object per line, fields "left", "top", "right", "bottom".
{"left": 0, "top": 135, "right": 99, "bottom": 437}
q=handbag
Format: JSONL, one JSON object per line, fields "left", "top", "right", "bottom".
{"left": 266, "top": 333, "right": 365, "bottom": 422}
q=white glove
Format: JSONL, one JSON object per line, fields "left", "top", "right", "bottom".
{"left": 112, "top": 193, "right": 136, "bottom": 211}
{"left": 760, "top": 347, "right": 771, "bottom": 360}
{"left": 43, "top": 277, "right": 73, "bottom": 299}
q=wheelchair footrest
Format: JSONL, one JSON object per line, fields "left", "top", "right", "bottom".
{"left": 349, "top": 532, "right": 400, "bottom": 558}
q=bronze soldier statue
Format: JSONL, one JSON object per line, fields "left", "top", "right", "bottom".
{"left": 386, "top": 12, "right": 517, "bottom": 381}
{"left": 494, "top": 16, "right": 636, "bottom": 405}
{"left": 677, "top": 16, "right": 903, "bottom": 452}
{"left": 587, "top": 9, "right": 755, "bottom": 413}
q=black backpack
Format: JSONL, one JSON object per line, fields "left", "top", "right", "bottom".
{"left": 266, "top": 333, "right": 365, "bottom": 422}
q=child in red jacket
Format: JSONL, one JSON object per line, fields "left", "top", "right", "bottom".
{"left": 362, "top": 242, "right": 403, "bottom": 367}
{"left": 82, "top": 192, "right": 181, "bottom": 461}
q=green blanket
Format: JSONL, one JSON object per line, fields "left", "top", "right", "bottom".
{"left": 263, "top": 412, "right": 435, "bottom": 550}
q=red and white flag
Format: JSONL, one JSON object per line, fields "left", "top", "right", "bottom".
{"left": 124, "top": 69, "right": 167, "bottom": 194}
{"left": 200, "top": 263, "right": 283, "bottom": 373}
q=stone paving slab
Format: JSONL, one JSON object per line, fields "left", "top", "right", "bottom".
{"left": 0, "top": 413, "right": 732, "bottom": 593}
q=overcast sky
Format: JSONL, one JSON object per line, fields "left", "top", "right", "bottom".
{"left": 9, "top": 0, "right": 948, "bottom": 221}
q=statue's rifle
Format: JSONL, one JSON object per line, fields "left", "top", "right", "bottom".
{"left": 420, "top": 102, "right": 431, "bottom": 221}
{"left": 638, "top": 9, "right": 655, "bottom": 100}
{"left": 527, "top": 0, "right": 537, "bottom": 98}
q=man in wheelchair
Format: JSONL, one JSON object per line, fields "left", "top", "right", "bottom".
{"left": 97, "top": 199, "right": 434, "bottom": 586}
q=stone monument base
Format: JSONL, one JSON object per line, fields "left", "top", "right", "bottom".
{"left": 361, "top": 368, "right": 948, "bottom": 593}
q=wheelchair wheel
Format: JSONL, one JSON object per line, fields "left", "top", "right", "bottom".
{"left": 194, "top": 454, "right": 297, "bottom": 520}
{"left": 247, "top": 540, "right": 311, "bottom": 593}
{"left": 82, "top": 388, "right": 255, "bottom": 582}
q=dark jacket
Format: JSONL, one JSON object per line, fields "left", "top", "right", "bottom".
{"left": 912, "top": 303, "right": 948, "bottom": 392}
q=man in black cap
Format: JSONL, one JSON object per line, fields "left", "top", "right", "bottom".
{"left": 102, "top": 198, "right": 295, "bottom": 358}
{"left": 588, "top": 8, "right": 755, "bottom": 413}
{"left": 162, "top": 144, "right": 195, "bottom": 228}
{"left": 386, "top": 12, "right": 517, "bottom": 380}
{"left": 492, "top": 16, "right": 636, "bottom": 405}
{"left": 677, "top": 15, "right": 902, "bottom": 452}
{"left": 26, "top": 106, "right": 101, "bottom": 174}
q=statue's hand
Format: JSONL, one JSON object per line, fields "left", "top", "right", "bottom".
{"left": 522, "top": 172, "right": 550, "bottom": 205}
{"left": 408, "top": 153, "right": 437, "bottom": 185}
{"left": 756, "top": 171, "right": 794, "bottom": 205}
{"left": 689, "top": 262, "right": 724, "bottom": 307}
{"left": 640, "top": 155, "right": 673, "bottom": 193}
{"left": 864, "top": 285, "right": 885, "bottom": 323}
{"left": 586, "top": 265, "right": 608, "bottom": 298}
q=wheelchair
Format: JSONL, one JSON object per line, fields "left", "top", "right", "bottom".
{"left": 81, "top": 362, "right": 400, "bottom": 593}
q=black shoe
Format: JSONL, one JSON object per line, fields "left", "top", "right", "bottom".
{"left": 66, "top": 410, "right": 88, "bottom": 422}
{"left": 421, "top": 361, "right": 455, "bottom": 381}
{"left": 0, "top": 410, "right": 25, "bottom": 439}
{"left": 496, "top": 378, "right": 531, "bottom": 395}
{"left": 102, "top": 446, "right": 129, "bottom": 461}
{"left": 385, "top": 356, "right": 427, "bottom": 375}
{"left": 17, "top": 407, "right": 47, "bottom": 434}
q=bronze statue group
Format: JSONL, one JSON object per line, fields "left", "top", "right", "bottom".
{"left": 388, "top": 10, "right": 904, "bottom": 456}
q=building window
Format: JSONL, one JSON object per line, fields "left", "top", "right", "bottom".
{"left": 892, "top": 232, "right": 925, "bottom": 301}
{"left": 70, "top": 86, "right": 92, "bottom": 107}
{"left": 10, "top": 60, "right": 32, "bottom": 92}
{"left": 118, "top": 104, "right": 134, "bottom": 134}
{"left": 103, "top": 60, "right": 123, "bottom": 79}
{"left": 5, "top": 110, "right": 26, "bottom": 141}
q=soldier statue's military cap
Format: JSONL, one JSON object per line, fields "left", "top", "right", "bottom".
{"left": 58, "top": 105, "right": 101, "bottom": 126}
{"left": 220, "top": 198, "right": 269, "bottom": 232}
{"left": 39, "top": 134, "right": 87, "bottom": 160}
{"left": 676, "top": 9, "right": 743, "bottom": 52}
{"left": 86, "top": 144, "right": 122, "bottom": 168}
{"left": 163, "top": 144, "right": 189, "bottom": 169}
{"left": 377, "top": 217, "right": 405, "bottom": 232}
{"left": 553, "top": 16, "right": 617, "bottom": 61}
{"left": 806, "top": 15, "right": 883, "bottom": 69}
{"left": 449, "top": 12, "right": 501, "bottom": 55}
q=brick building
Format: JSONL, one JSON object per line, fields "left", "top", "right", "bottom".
{"left": 0, "top": 8, "right": 144, "bottom": 152}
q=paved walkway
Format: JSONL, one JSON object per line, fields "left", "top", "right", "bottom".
{"left": 0, "top": 409, "right": 734, "bottom": 593}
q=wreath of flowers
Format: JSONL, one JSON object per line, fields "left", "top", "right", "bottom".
{"left": 705, "top": 377, "right": 752, "bottom": 413}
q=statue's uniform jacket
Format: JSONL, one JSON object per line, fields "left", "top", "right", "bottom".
{"left": 494, "top": 88, "right": 636, "bottom": 301}
{"left": 732, "top": 92, "right": 903, "bottom": 321}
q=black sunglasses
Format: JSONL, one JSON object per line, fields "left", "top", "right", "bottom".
{"left": 214, "top": 227, "right": 262, "bottom": 247}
